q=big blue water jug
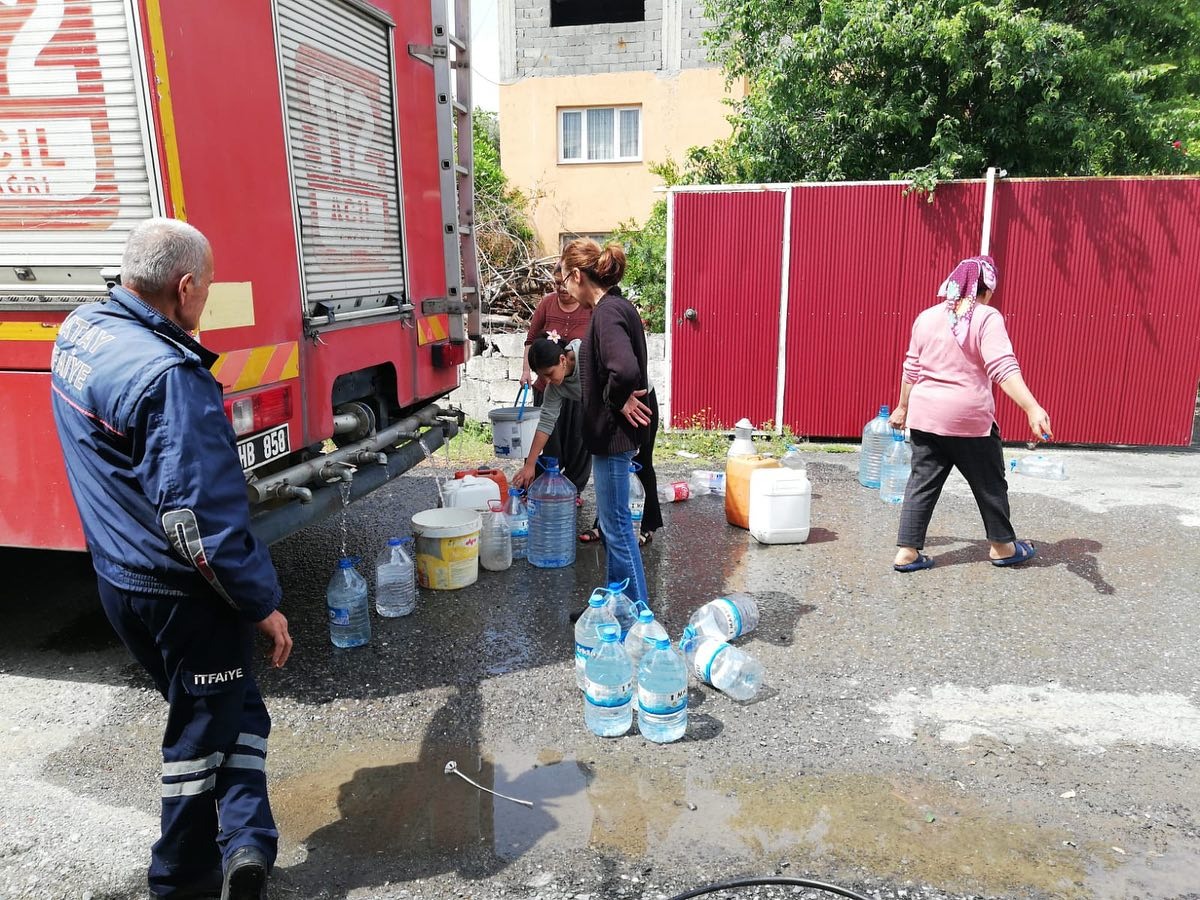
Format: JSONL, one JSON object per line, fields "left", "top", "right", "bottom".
{"left": 527, "top": 456, "right": 577, "bottom": 568}
{"left": 858, "top": 405, "right": 892, "bottom": 489}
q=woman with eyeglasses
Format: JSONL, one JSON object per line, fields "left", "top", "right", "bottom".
{"left": 519, "top": 262, "right": 593, "bottom": 494}
{"left": 560, "top": 238, "right": 657, "bottom": 606}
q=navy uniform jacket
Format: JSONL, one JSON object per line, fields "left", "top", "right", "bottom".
{"left": 50, "top": 287, "right": 281, "bottom": 621}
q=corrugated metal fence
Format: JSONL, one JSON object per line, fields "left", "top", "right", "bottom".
{"left": 666, "top": 177, "right": 1200, "bottom": 446}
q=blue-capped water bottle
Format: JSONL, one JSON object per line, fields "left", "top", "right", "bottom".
{"left": 878, "top": 431, "right": 912, "bottom": 505}
{"left": 628, "top": 462, "right": 645, "bottom": 542}
{"left": 604, "top": 579, "right": 638, "bottom": 641}
{"left": 680, "top": 625, "right": 764, "bottom": 702}
{"left": 686, "top": 592, "right": 759, "bottom": 641}
{"left": 858, "top": 405, "right": 892, "bottom": 488}
{"left": 327, "top": 557, "right": 370, "bottom": 648}
{"left": 583, "top": 622, "right": 633, "bottom": 737}
{"left": 637, "top": 637, "right": 688, "bottom": 743}
{"left": 527, "top": 456, "right": 577, "bottom": 568}
{"left": 625, "top": 602, "right": 668, "bottom": 680}
{"left": 506, "top": 488, "right": 530, "bottom": 560}
{"left": 375, "top": 537, "right": 416, "bottom": 618}
{"left": 574, "top": 589, "right": 618, "bottom": 689}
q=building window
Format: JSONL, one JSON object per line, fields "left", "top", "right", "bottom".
{"left": 560, "top": 232, "right": 613, "bottom": 251}
{"left": 551, "top": 0, "right": 644, "bottom": 27}
{"left": 559, "top": 107, "right": 641, "bottom": 163}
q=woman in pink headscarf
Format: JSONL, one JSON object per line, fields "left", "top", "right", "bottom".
{"left": 889, "top": 256, "right": 1052, "bottom": 572}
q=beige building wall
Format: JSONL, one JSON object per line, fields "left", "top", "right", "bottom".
{"left": 499, "top": 68, "right": 743, "bottom": 255}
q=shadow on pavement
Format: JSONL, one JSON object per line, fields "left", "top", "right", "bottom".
{"left": 922, "top": 535, "right": 1112, "bottom": 594}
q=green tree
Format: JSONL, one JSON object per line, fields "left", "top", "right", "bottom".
{"left": 697, "top": 0, "right": 1200, "bottom": 189}
{"left": 611, "top": 160, "right": 680, "bottom": 332}
{"left": 472, "top": 110, "right": 541, "bottom": 277}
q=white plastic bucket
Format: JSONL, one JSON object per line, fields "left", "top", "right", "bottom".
{"left": 748, "top": 468, "right": 811, "bottom": 544}
{"left": 488, "top": 406, "right": 541, "bottom": 458}
{"left": 411, "top": 508, "right": 481, "bottom": 590}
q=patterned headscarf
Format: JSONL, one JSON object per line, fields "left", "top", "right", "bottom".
{"left": 937, "top": 255, "right": 998, "bottom": 346}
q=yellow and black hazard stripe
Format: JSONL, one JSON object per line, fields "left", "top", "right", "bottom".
{"left": 211, "top": 342, "right": 299, "bottom": 391}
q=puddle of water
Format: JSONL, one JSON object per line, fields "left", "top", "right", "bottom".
{"left": 273, "top": 740, "right": 1092, "bottom": 897}
{"left": 1086, "top": 842, "right": 1200, "bottom": 899}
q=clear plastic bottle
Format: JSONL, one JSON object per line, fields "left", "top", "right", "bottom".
{"left": 506, "top": 488, "right": 530, "bottom": 560}
{"left": 327, "top": 557, "right": 370, "bottom": 648}
{"left": 375, "top": 537, "right": 416, "bottom": 618}
{"left": 480, "top": 500, "right": 513, "bottom": 571}
{"left": 574, "top": 589, "right": 619, "bottom": 689}
{"left": 583, "top": 623, "right": 633, "bottom": 737}
{"left": 691, "top": 470, "right": 725, "bottom": 496}
{"left": 781, "top": 445, "right": 807, "bottom": 471}
{"left": 628, "top": 462, "right": 645, "bottom": 542}
{"left": 637, "top": 637, "right": 688, "bottom": 743}
{"left": 604, "top": 580, "right": 638, "bottom": 641}
{"left": 687, "top": 592, "right": 760, "bottom": 641}
{"left": 680, "top": 627, "right": 764, "bottom": 702}
{"left": 1010, "top": 454, "right": 1067, "bottom": 480}
{"left": 658, "top": 480, "right": 691, "bottom": 503}
{"left": 625, "top": 603, "right": 668, "bottom": 680}
{"left": 878, "top": 431, "right": 912, "bottom": 505}
{"left": 858, "top": 405, "right": 892, "bottom": 489}
{"left": 527, "top": 456, "right": 577, "bottom": 568}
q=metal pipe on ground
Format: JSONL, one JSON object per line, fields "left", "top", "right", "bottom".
{"left": 250, "top": 423, "right": 451, "bottom": 546}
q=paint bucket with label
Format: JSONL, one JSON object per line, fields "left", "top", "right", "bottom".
{"left": 411, "top": 508, "right": 481, "bottom": 590}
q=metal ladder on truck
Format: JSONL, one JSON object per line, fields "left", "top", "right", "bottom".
{"left": 411, "top": 0, "right": 482, "bottom": 342}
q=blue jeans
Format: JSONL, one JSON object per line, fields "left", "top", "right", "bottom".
{"left": 592, "top": 450, "right": 649, "bottom": 605}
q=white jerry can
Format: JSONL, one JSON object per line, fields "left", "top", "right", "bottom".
{"left": 748, "top": 467, "right": 811, "bottom": 544}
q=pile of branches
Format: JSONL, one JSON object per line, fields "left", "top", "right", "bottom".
{"left": 478, "top": 253, "right": 558, "bottom": 329}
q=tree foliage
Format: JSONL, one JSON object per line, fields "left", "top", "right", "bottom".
{"left": 610, "top": 160, "right": 680, "bottom": 332}
{"left": 695, "top": 0, "right": 1200, "bottom": 188}
{"left": 472, "top": 110, "right": 541, "bottom": 274}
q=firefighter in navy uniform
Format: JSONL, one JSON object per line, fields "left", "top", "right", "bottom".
{"left": 50, "top": 218, "right": 292, "bottom": 900}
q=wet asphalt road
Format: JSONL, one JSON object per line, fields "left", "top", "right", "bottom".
{"left": 2, "top": 445, "right": 1199, "bottom": 900}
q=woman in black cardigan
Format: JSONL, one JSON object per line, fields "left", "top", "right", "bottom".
{"left": 560, "top": 238, "right": 654, "bottom": 606}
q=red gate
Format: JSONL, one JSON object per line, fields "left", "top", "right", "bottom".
{"left": 667, "top": 177, "right": 1200, "bottom": 446}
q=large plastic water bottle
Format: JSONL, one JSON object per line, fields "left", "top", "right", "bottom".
{"left": 375, "top": 538, "right": 416, "bottom": 618}
{"left": 691, "top": 470, "right": 725, "bottom": 495}
{"left": 480, "top": 500, "right": 513, "bottom": 571}
{"left": 506, "top": 488, "right": 530, "bottom": 560}
{"left": 625, "top": 603, "right": 668, "bottom": 678}
{"left": 604, "top": 579, "right": 638, "bottom": 641}
{"left": 583, "top": 623, "right": 633, "bottom": 737}
{"left": 628, "top": 462, "right": 645, "bottom": 542}
{"left": 527, "top": 456, "right": 577, "bottom": 568}
{"left": 327, "top": 557, "right": 370, "bottom": 648}
{"left": 858, "top": 405, "right": 892, "bottom": 489}
{"left": 637, "top": 637, "right": 688, "bottom": 743}
{"left": 878, "top": 431, "right": 912, "bottom": 504}
{"left": 681, "top": 626, "right": 764, "bottom": 701}
{"left": 574, "top": 589, "right": 618, "bottom": 689}
{"left": 1010, "top": 454, "right": 1067, "bottom": 480}
{"left": 687, "top": 592, "right": 760, "bottom": 641}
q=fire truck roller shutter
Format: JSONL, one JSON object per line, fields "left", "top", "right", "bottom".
{"left": 275, "top": 0, "right": 407, "bottom": 321}
{"left": 0, "top": 0, "right": 160, "bottom": 295}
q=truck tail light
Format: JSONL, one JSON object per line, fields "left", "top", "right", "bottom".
{"left": 228, "top": 397, "right": 254, "bottom": 436}
{"left": 224, "top": 385, "right": 293, "bottom": 435}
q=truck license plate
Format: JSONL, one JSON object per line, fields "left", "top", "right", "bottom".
{"left": 237, "top": 424, "right": 290, "bottom": 471}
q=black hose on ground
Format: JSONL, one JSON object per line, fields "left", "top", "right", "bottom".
{"left": 667, "top": 875, "right": 874, "bottom": 900}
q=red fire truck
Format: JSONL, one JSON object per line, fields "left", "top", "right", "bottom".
{"left": 0, "top": 0, "right": 481, "bottom": 549}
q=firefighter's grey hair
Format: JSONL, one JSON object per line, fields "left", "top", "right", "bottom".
{"left": 121, "top": 218, "right": 211, "bottom": 295}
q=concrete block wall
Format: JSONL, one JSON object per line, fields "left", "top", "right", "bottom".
{"left": 447, "top": 332, "right": 668, "bottom": 425}
{"left": 510, "top": 0, "right": 714, "bottom": 77}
